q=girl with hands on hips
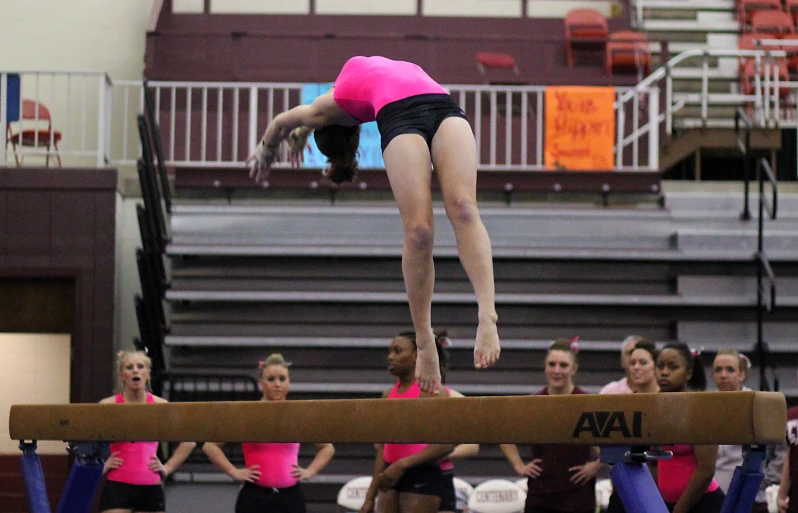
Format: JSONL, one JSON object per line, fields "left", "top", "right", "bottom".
{"left": 203, "top": 354, "right": 334, "bottom": 513}
{"left": 501, "top": 338, "right": 599, "bottom": 513}
{"left": 97, "top": 351, "right": 196, "bottom": 513}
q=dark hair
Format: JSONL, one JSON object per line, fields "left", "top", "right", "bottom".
{"left": 395, "top": 329, "right": 451, "bottom": 383}
{"left": 314, "top": 125, "right": 360, "bottom": 184}
{"left": 660, "top": 342, "right": 707, "bottom": 391}
{"left": 548, "top": 337, "right": 579, "bottom": 365}
{"left": 631, "top": 339, "right": 659, "bottom": 363}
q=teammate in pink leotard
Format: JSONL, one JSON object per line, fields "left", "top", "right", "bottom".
{"left": 360, "top": 330, "right": 475, "bottom": 513}
{"left": 97, "top": 350, "right": 196, "bottom": 513}
{"left": 203, "top": 354, "right": 335, "bottom": 513}
{"left": 247, "top": 56, "right": 501, "bottom": 395}
{"left": 656, "top": 343, "right": 724, "bottom": 513}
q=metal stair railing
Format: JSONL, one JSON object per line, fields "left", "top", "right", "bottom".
{"left": 734, "top": 107, "right": 779, "bottom": 392}
{"left": 615, "top": 48, "right": 786, "bottom": 168}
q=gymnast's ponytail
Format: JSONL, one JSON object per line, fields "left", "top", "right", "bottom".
{"left": 434, "top": 329, "right": 452, "bottom": 384}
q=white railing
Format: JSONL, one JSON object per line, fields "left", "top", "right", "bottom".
{"left": 3, "top": 51, "right": 786, "bottom": 172}
{"left": 112, "top": 81, "right": 659, "bottom": 171}
{"left": 615, "top": 48, "right": 786, "bottom": 169}
{"left": 1, "top": 71, "right": 112, "bottom": 168}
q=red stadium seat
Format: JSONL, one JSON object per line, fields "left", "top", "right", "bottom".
{"left": 606, "top": 31, "right": 652, "bottom": 76}
{"left": 785, "top": 0, "right": 798, "bottom": 26}
{"left": 475, "top": 52, "right": 519, "bottom": 74}
{"left": 750, "top": 10, "right": 795, "bottom": 35}
{"left": 738, "top": 0, "right": 783, "bottom": 28}
{"left": 564, "top": 9, "right": 609, "bottom": 67}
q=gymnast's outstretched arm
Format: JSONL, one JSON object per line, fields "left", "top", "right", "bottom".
{"left": 248, "top": 90, "right": 356, "bottom": 182}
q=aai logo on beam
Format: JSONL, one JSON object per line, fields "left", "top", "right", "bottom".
{"left": 572, "top": 411, "right": 644, "bottom": 439}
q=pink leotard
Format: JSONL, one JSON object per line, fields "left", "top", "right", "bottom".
{"left": 107, "top": 393, "right": 161, "bottom": 486}
{"left": 241, "top": 442, "right": 301, "bottom": 489}
{"left": 383, "top": 383, "right": 454, "bottom": 470}
{"left": 658, "top": 444, "right": 720, "bottom": 503}
{"left": 383, "top": 381, "right": 427, "bottom": 463}
{"left": 333, "top": 56, "right": 448, "bottom": 123}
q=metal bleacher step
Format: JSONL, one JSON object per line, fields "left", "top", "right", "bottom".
{"left": 675, "top": 228, "right": 798, "bottom": 253}
{"left": 162, "top": 335, "right": 796, "bottom": 354}
{"left": 166, "top": 289, "right": 798, "bottom": 307}
{"left": 165, "top": 379, "right": 598, "bottom": 396}
{"left": 164, "top": 336, "right": 627, "bottom": 351}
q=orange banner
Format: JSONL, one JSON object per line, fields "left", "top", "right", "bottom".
{"left": 544, "top": 86, "right": 616, "bottom": 171}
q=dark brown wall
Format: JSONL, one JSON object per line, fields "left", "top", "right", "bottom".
{"left": 146, "top": 6, "right": 633, "bottom": 85}
{"left": 0, "top": 167, "right": 118, "bottom": 403}
{"left": 0, "top": 168, "right": 117, "bottom": 512}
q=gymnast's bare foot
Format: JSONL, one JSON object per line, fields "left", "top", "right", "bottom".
{"left": 415, "top": 334, "right": 442, "bottom": 395}
{"left": 474, "top": 316, "right": 500, "bottom": 369}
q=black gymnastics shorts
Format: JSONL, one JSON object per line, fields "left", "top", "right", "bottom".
{"left": 376, "top": 93, "right": 468, "bottom": 152}
{"left": 438, "top": 468, "right": 457, "bottom": 512}
{"left": 387, "top": 461, "right": 450, "bottom": 501}
{"left": 235, "top": 481, "right": 307, "bottom": 513}
{"left": 98, "top": 480, "right": 165, "bottom": 512}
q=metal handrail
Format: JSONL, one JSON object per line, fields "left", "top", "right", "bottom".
{"left": 735, "top": 106, "right": 779, "bottom": 391}
{"left": 736, "top": 109, "right": 754, "bottom": 220}
{"left": 758, "top": 157, "right": 778, "bottom": 220}
{"left": 618, "top": 48, "right": 787, "bottom": 104}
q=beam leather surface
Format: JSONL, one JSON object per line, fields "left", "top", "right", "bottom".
{"left": 9, "top": 392, "right": 786, "bottom": 445}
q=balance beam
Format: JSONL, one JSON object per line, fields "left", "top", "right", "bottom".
{"left": 9, "top": 391, "right": 786, "bottom": 445}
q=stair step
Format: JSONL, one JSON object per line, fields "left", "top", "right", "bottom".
{"left": 630, "top": 0, "right": 734, "bottom": 9}
{"left": 674, "top": 105, "right": 747, "bottom": 118}
{"left": 674, "top": 92, "right": 753, "bottom": 105}
{"left": 644, "top": 9, "right": 700, "bottom": 20}
{"left": 672, "top": 67, "right": 739, "bottom": 79}
{"left": 643, "top": 18, "right": 739, "bottom": 33}
{"left": 672, "top": 80, "right": 734, "bottom": 93}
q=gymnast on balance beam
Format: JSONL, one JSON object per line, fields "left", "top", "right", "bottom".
{"left": 246, "top": 55, "right": 502, "bottom": 395}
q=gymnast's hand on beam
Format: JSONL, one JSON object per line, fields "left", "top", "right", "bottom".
{"left": 569, "top": 460, "right": 602, "bottom": 485}
{"left": 230, "top": 465, "right": 262, "bottom": 483}
{"left": 378, "top": 461, "right": 408, "bottom": 491}
{"left": 291, "top": 464, "right": 315, "bottom": 481}
{"left": 102, "top": 451, "right": 123, "bottom": 475}
{"left": 514, "top": 459, "right": 542, "bottom": 479}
